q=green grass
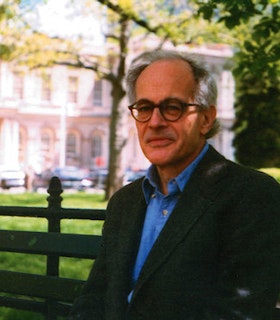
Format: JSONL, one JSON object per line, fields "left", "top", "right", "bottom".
{"left": 0, "top": 309, "right": 46, "bottom": 320}
{"left": 259, "top": 167, "right": 280, "bottom": 182}
{"left": 0, "top": 190, "right": 106, "bottom": 208}
{"left": 0, "top": 191, "right": 107, "bottom": 319}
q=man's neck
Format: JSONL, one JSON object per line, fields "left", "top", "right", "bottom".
{"left": 155, "top": 143, "right": 209, "bottom": 195}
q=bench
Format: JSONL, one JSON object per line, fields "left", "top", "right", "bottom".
{"left": 0, "top": 177, "right": 106, "bottom": 319}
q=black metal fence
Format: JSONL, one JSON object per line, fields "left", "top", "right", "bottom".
{"left": 0, "top": 176, "right": 106, "bottom": 319}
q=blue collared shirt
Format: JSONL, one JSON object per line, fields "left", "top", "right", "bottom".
{"left": 130, "top": 143, "right": 209, "bottom": 293}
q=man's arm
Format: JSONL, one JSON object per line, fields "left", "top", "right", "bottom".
{"left": 215, "top": 173, "right": 280, "bottom": 319}
{"left": 67, "top": 237, "right": 107, "bottom": 320}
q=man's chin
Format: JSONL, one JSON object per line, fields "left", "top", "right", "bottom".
{"left": 146, "top": 156, "right": 171, "bottom": 167}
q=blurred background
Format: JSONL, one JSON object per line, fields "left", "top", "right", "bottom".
{"left": 0, "top": 0, "right": 279, "bottom": 199}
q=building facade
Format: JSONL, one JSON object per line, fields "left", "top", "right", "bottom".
{"left": 0, "top": 62, "right": 111, "bottom": 174}
{"left": 0, "top": 45, "right": 235, "bottom": 180}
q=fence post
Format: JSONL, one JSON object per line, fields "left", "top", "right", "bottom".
{"left": 47, "top": 176, "right": 63, "bottom": 213}
{"left": 45, "top": 177, "right": 63, "bottom": 320}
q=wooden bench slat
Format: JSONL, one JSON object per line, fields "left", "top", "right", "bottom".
{"left": 0, "top": 270, "right": 84, "bottom": 302}
{"left": 0, "top": 295, "right": 47, "bottom": 314}
{"left": 0, "top": 206, "right": 106, "bottom": 220}
{"left": 0, "top": 230, "right": 102, "bottom": 258}
{"left": 0, "top": 296, "right": 72, "bottom": 317}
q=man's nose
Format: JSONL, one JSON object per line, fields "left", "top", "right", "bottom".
{"left": 149, "top": 107, "right": 166, "bottom": 126}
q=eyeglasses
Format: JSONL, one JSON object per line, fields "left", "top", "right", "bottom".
{"left": 128, "top": 98, "right": 202, "bottom": 123}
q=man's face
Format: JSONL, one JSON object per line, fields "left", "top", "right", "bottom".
{"left": 134, "top": 59, "right": 216, "bottom": 175}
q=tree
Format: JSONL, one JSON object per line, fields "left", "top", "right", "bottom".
{"left": 0, "top": 0, "right": 23, "bottom": 58}
{"left": 232, "top": 4, "right": 280, "bottom": 167}
{"left": 198, "top": 0, "right": 280, "bottom": 167}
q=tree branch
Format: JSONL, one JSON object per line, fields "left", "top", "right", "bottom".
{"left": 96, "top": 0, "right": 176, "bottom": 42}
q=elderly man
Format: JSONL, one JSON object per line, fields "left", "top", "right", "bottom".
{"left": 68, "top": 50, "right": 280, "bottom": 320}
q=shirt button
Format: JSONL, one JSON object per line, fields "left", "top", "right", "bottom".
{"left": 162, "top": 209, "right": 168, "bottom": 216}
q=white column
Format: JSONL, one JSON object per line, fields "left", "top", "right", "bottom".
{"left": 1, "top": 119, "right": 20, "bottom": 167}
{"left": 59, "top": 103, "right": 67, "bottom": 167}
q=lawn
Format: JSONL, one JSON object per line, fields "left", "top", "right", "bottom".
{"left": 259, "top": 167, "right": 280, "bottom": 182}
{"left": 0, "top": 190, "right": 107, "bottom": 320}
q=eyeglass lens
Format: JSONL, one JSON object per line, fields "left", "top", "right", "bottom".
{"left": 130, "top": 99, "right": 187, "bottom": 122}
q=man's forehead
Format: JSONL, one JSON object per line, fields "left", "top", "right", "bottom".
{"left": 142, "top": 58, "right": 193, "bottom": 73}
{"left": 135, "top": 59, "right": 196, "bottom": 96}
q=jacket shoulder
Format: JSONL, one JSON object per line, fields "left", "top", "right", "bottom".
{"left": 107, "top": 177, "right": 145, "bottom": 212}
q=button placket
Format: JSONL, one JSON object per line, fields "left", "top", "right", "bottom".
{"left": 161, "top": 197, "right": 169, "bottom": 217}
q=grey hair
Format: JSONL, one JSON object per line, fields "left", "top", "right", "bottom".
{"left": 126, "top": 49, "right": 219, "bottom": 138}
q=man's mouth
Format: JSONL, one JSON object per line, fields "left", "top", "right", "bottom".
{"left": 146, "top": 136, "right": 173, "bottom": 147}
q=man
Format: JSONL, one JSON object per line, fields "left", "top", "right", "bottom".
{"left": 69, "top": 50, "right": 280, "bottom": 319}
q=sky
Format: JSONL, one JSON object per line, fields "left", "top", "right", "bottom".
{"left": 23, "top": 0, "right": 105, "bottom": 46}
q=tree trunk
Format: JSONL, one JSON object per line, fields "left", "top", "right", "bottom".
{"left": 105, "top": 82, "right": 126, "bottom": 200}
{"left": 104, "top": 18, "right": 130, "bottom": 200}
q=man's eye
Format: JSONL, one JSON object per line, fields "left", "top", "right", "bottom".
{"left": 165, "top": 104, "right": 181, "bottom": 113}
{"left": 137, "top": 105, "right": 153, "bottom": 113}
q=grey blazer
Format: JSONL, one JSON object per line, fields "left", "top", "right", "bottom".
{"left": 69, "top": 146, "right": 280, "bottom": 320}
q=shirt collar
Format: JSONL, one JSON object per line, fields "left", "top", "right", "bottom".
{"left": 142, "top": 143, "right": 209, "bottom": 203}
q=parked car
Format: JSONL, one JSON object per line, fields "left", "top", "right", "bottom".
{"left": 0, "top": 169, "right": 26, "bottom": 189}
{"left": 87, "top": 168, "right": 108, "bottom": 190}
{"left": 87, "top": 168, "right": 146, "bottom": 189}
{"left": 33, "top": 167, "right": 93, "bottom": 191}
{"left": 123, "top": 169, "right": 147, "bottom": 185}
{"left": 32, "top": 169, "right": 53, "bottom": 191}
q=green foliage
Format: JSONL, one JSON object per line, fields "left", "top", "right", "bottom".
{"left": 233, "top": 73, "right": 280, "bottom": 167}
{"left": 197, "top": 0, "right": 280, "bottom": 167}
{"left": 0, "top": 43, "right": 13, "bottom": 58}
{"left": 231, "top": 3, "right": 280, "bottom": 167}
{"left": 198, "top": 0, "right": 268, "bottom": 27}
{"left": 0, "top": 1, "right": 20, "bottom": 21}
{"left": 0, "top": 1, "right": 32, "bottom": 62}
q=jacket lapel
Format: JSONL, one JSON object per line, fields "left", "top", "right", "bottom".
{"left": 116, "top": 184, "right": 147, "bottom": 292}
{"left": 131, "top": 147, "right": 229, "bottom": 299}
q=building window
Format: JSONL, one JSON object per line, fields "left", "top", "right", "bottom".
{"left": 13, "top": 72, "right": 24, "bottom": 99}
{"left": 41, "top": 74, "right": 52, "bottom": 101}
{"left": 91, "top": 135, "right": 102, "bottom": 158}
{"left": 19, "top": 129, "right": 27, "bottom": 165}
{"left": 41, "top": 132, "right": 51, "bottom": 153}
{"left": 66, "top": 133, "right": 77, "bottom": 156}
{"left": 92, "top": 134, "right": 105, "bottom": 167}
{"left": 40, "top": 130, "right": 55, "bottom": 168}
{"left": 93, "top": 79, "right": 103, "bottom": 106}
{"left": 68, "top": 76, "right": 78, "bottom": 103}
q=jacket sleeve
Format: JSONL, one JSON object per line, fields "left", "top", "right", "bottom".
{"left": 67, "top": 229, "right": 107, "bottom": 320}
{"left": 67, "top": 202, "right": 113, "bottom": 320}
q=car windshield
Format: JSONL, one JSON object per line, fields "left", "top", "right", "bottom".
{"left": 53, "top": 168, "right": 87, "bottom": 179}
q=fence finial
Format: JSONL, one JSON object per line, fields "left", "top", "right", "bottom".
{"left": 47, "top": 176, "right": 63, "bottom": 209}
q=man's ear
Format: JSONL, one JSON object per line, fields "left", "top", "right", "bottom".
{"left": 200, "top": 105, "right": 217, "bottom": 135}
